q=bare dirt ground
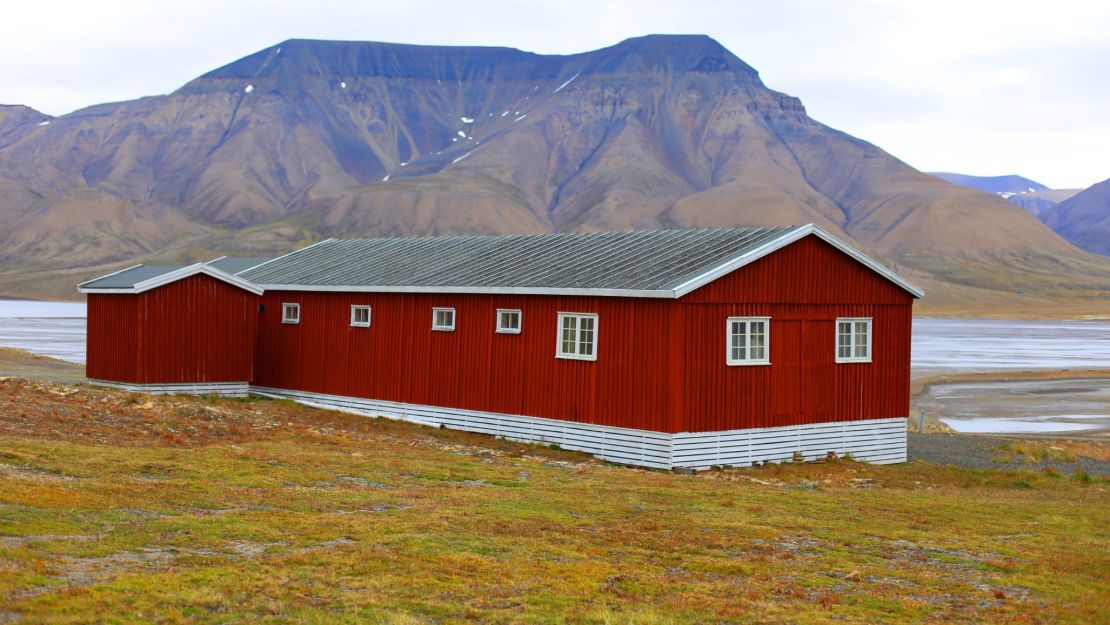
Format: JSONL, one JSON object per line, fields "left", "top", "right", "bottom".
{"left": 0, "top": 347, "right": 84, "bottom": 384}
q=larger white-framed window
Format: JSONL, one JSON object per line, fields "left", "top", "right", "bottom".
{"left": 432, "top": 307, "right": 456, "bottom": 331}
{"left": 282, "top": 303, "right": 300, "bottom": 325}
{"left": 836, "top": 317, "right": 872, "bottom": 363}
{"left": 726, "top": 317, "right": 770, "bottom": 365}
{"left": 556, "top": 312, "right": 598, "bottom": 361}
{"left": 496, "top": 309, "right": 521, "bottom": 334}
{"left": 350, "top": 305, "right": 371, "bottom": 327}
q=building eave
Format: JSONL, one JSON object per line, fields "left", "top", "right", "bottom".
{"left": 79, "top": 263, "right": 265, "bottom": 296}
{"left": 669, "top": 224, "right": 924, "bottom": 300}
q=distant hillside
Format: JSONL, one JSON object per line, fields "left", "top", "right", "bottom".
{"left": 0, "top": 104, "right": 51, "bottom": 143}
{"left": 1006, "top": 188, "right": 1082, "bottom": 218}
{"left": 0, "top": 36, "right": 1108, "bottom": 312}
{"left": 1043, "top": 177, "right": 1110, "bottom": 255}
{"left": 929, "top": 172, "right": 1047, "bottom": 195}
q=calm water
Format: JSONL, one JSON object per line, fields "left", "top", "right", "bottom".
{"left": 912, "top": 318, "right": 1110, "bottom": 434}
{"left": 913, "top": 318, "right": 1110, "bottom": 376}
{"left": 0, "top": 300, "right": 87, "bottom": 364}
{"left": 0, "top": 303, "right": 1107, "bottom": 434}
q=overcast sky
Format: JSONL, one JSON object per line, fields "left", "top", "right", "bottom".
{"left": 3, "top": 0, "right": 1107, "bottom": 189}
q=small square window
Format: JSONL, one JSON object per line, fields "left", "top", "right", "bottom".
{"left": 726, "top": 317, "right": 770, "bottom": 365}
{"left": 496, "top": 309, "right": 521, "bottom": 334}
{"left": 556, "top": 312, "right": 597, "bottom": 361}
{"left": 836, "top": 317, "right": 872, "bottom": 363}
{"left": 282, "top": 303, "right": 300, "bottom": 324}
{"left": 350, "top": 305, "right": 371, "bottom": 327}
{"left": 432, "top": 307, "right": 456, "bottom": 331}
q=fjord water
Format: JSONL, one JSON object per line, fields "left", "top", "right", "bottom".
{"left": 0, "top": 305, "right": 1106, "bottom": 434}
{"left": 912, "top": 317, "right": 1110, "bottom": 375}
{"left": 0, "top": 300, "right": 86, "bottom": 363}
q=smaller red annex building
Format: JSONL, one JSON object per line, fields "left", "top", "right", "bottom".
{"left": 80, "top": 226, "right": 923, "bottom": 469}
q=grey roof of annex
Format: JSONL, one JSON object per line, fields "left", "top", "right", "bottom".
{"left": 79, "top": 257, "right": 273, "bottom": 291}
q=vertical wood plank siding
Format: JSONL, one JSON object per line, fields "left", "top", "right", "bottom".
{"left": 89, "top": 234, "right": 913, "bottom": 435}
{"left": 253, "top": 293, "right": 677, "bottom": 432}
{"left": 253, "top": 236, "right": 913, "bottom": 433}
{"left": 86, "top": 275, "right": 257, "bottom": 384}
{"left": 679, "top": 236, "right": 914, "bottom": 431}
{"left": 86, "top": 294, "right": 140, "bottom": 382}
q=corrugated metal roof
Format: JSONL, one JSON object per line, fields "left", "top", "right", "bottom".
{"left": 239, "top": 227, "right": 801, "bottom": 292}
{"left": 79, "top": 265, "right": 186, "bottom": 289}
{"left": 207, "top": 257, "right": 274, "bottom": 275}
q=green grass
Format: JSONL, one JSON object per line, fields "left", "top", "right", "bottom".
{"left": 0, "top": 387, "right": 1107, "bottom": 623}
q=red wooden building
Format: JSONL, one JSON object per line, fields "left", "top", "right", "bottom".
{"left": 80, "top": 226, "right": 922, "bottom": 469}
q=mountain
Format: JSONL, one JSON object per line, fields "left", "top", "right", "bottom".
{"left": 929, "top": 172, "right": 1047, "bottom": 195}
{"left": 1, "top": 35, "right": 1108, "bottom": 313}
{"left": 1042, "top": 177, "right": 1110, "bottom": 255}
{"left": 1005, "top": 188, "right": 1082, "bottom": 218}
{"left": 930, "top": 172, "right": 1085, "bottom": 225}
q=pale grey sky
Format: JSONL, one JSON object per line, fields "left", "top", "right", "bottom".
{"left": 3, "top": 0, "right": 1107, "bottom": 189}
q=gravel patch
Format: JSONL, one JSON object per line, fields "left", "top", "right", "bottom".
{"left": 908, "top": 433, "right": 1110, "bottom": 475}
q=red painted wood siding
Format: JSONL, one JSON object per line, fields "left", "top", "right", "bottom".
{"left": 253, "top": 292, "right": 679, "bottom": 432}
{"left": 678, "top": 236, "right": 915, "bottom": 431}
{"left": 85, "top": 274, "right": 257, "bottom": 384}
{"left": 86, "top": 294, "right": 140, "bottom": 383}
{"left": 89, "top": 233, "right": 914, "bottom": 434}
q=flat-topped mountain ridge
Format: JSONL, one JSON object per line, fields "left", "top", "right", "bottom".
{"left": 0, "top": 35, "right": 1107, "bottom": 310}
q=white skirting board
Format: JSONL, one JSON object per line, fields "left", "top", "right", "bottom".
{"left": 88, "top": 379, "right": 250, "bottom": 398}
{"left": 250, "top": 386, "right": 906, "bottom": 470}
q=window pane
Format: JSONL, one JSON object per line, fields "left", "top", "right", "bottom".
{"left": 729, "top": 321, "right": 743, "bottom": 361}
{"left": 579, "top": 318, "right": 594, "bottom": 356}
{"left": 561, "top": 316, "right": 577, "bottom": 354}
{"left": 750, "top": 324, "right": 765, "bottom": 360}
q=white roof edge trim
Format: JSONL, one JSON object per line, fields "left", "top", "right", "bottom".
{"left": 255, "top": 284, "right": 676, "bottom": 298}
{"left": 78, "top": 263, "right": 265, "bottom": 296}
{"left": 76, "top": 263, "right": 146, "bottom": 289}
{"left": 237, "top": 238, "right": 335, "bottom": 275}
{"left": 670, "top": 224, "right": 924, "bottom": 299}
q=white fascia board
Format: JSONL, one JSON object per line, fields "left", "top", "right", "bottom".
{"left": 80, "top": 263, "right": 264, "bottom": 295}
{"left": 75, "top": 264, "right": 146, "bottom": 289}
{"left": 670, "top": 224, "right": 924, "bottom": 300}
{"left": 256, "top": 284, "right": 676, "bottom": 298}
{"left": 134, "top": 263, "right": 264, "bottom": 295}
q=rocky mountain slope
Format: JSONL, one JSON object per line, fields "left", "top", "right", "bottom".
{"left": 1043, "top": 177, "right": 1110, "bottom": 256}
{"left": 1, "top": 35, "right": 1107, "bottom": 309}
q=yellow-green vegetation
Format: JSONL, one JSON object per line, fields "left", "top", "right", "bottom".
{"left": 0, "top": 378, "right": 1107, "bottom": 624}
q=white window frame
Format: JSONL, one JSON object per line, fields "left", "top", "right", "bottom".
{"left": 556, "top": 312, "right": 598, "bottom": 361}
{"left": 350, "top": 305, "right": 371, "bottom": 328}
{"left": 496, "top": 309, "right": 522, "bottom": 334}
{"left": 432, "top": 307, "right": 456, "bottom": 331}
{"left": 282, "top": 303, "right": 300, "bottom": 325}
{"left": 836, "top": 317, "right": 872, "bottom": 363}
{"left": 726, "top": 316, "right": 770, "bottom": 366}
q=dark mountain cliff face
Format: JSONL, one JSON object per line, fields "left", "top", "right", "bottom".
{"left": 0, "top": 35, "right": 1105, "bottom": 303}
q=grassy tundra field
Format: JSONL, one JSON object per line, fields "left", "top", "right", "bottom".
{"left": 0, "top": 375, "right": 1107, "bottom": 624}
